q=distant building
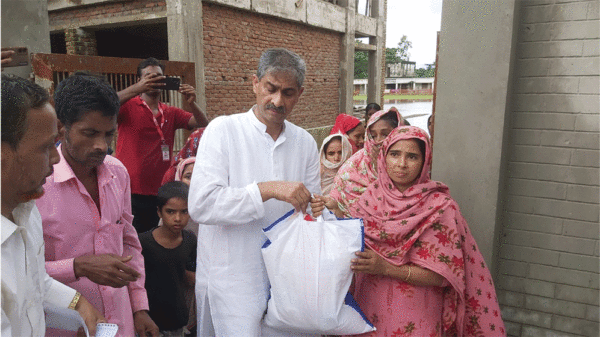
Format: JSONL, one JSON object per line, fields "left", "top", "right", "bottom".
{"left": 386, "top": 60, "right": 416, "bottom": 77}
{"left": 354, "top": 77, "right": 434, "bottom": 95}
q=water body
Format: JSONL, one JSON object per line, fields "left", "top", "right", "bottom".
{"left": 354, "top": 100, "right": 433, "bottom": 136}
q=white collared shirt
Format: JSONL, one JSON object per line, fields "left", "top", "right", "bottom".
{"left": 189, "top": 108, "right": 321, "bottom": 336}
{"left": 1, "top": 201, "right": 76, "bottom": 336}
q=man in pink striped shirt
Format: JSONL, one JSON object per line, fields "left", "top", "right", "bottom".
{"left": 37, "top": 73, "right": 159, "bottom": 336}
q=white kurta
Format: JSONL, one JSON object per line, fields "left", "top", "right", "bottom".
{"left": 189, "top": 109, "right": 321, "bottom": 336}
{"left": 1, "top": 201, "right": 77, "bottom": 336}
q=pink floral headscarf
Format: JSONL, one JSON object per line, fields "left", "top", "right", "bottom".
{"left": 352, "top": 126, "right": 506, "bottom": 336}
{"left": 319, "top": 133, "right": 353, "bottom": 195}
{"left": 329, "top": 108, "right": 403, "bottom": 216}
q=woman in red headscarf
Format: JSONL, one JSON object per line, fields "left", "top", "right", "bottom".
{"left": 346, "top": 126, "right": 505, "bottom": 336}
{"left": 330, "top": 113, "right": 365, "bottom": 153}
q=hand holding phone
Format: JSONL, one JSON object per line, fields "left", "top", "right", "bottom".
{"left": 178, "top": 84, "right": 197, "bottom": 104}
{"left": 1, "top": 47, "right": 28, "bottom": 68}
{"left": 159, "top": 76, "right": 181, "bottom": 91}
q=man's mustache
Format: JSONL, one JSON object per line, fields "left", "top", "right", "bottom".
{"left": 265, "top": 103, "right": 285, "bottom": 114}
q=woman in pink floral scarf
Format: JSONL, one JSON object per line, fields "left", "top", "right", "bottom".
{"left": 324, "top": 109, "right": 403, "bottom": 217}
{"left": 348, "top": 126, "right": 505, "bottom": 336}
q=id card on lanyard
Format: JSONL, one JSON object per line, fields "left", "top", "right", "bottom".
{"left": 142, "top": 100, "right": 170, "bottom": 162}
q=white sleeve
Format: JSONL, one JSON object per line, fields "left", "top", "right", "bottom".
{"left": 2, "top": 307, "right": 12, "bottom": 336}
{"left": 188, "top": 118, "right": 265, "bottom": 226}
{"left": 43, "top": 274, "right": 78, "bottom": 309}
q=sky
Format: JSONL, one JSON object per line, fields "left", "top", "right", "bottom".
{"left": 358, "top": 0, "right": 443, "bottom": 68}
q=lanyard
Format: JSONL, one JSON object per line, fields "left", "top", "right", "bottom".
{"left": 141, "top": 99, "right": 166, "bottom": 144}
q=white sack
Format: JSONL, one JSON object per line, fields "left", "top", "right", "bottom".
{"left": 261, "top": 209, "right": 375, "bottom": 335}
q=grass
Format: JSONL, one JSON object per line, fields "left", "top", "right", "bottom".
{"left": 353, "top": 94, "right": 433, "bottom": 101}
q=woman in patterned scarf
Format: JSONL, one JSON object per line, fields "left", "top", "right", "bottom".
{"left": 349, "top": 126, "right": 506, "bottom": 336}
{"left": 322, "top": 108, "right": 402, "bottom": 217}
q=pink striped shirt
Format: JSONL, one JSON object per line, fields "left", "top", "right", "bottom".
{"left": 37, "top": 146, "right": 149, "bottom": 336}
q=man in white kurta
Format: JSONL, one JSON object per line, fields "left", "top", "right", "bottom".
{"left": 1, "top": 201, "right": 78, "bottom": 336}
{"left": 188, "top": 48, "right": 321, "bottom": 336}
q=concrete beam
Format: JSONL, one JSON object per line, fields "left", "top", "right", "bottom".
{"left": 205, "top": 0, "right": 250, "bottom": 10}
{"left": 205, "top": 0, "right": 347, "bottom": 33}
{"left": 355, "top": 42, "right": 376, "bottom": 51}
{"left": 251, "top": 0, "right": 307, "bottom": 24}
{"left": 355, "top": 14, "right": 377, "bottom": 37}
{"left": 50, "top": 13, "right": 167, "bottom": 32}
{"left": 166, "top": 0, "right": 207, "bottom": 112}
{"left": 48, "top": 0, "right": 119, "bottom": 12}
{"left": 307, "top": 0, "right": 346, "bottom": 32}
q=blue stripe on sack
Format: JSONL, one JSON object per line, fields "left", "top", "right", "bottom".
{"left": 360, "top": 218, "right": 365, "bottom": 252}
{"left": 344, "top": 292, "right": 375, "bottom": 328}
{"left": 263, "top": 208, "right": 295, "bottom": 232}
{"left": 262, "top": 239, "right": 271, "bottom": 249}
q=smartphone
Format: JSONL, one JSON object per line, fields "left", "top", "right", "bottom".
{"left": 158, "top": 76, "right": 181, "bottom": 91}
{"left": 1, "top": 47, "right": 29, "bottom": 68}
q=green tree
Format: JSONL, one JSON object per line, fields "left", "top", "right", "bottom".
{"left": 386, "top": 35, "right": 412, "bottom": 65}
{"left": 415, "top": 62, "right": 436, "bottom": 78}
{"left": 354, "top": 48, "right": 368, "bottom": 79}
{"left": 354, "top": 36, "right": 413, "bottom": 79}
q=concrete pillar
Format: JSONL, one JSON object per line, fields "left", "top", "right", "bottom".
{"left": 367, "top": 0, "right": 385, "bottom": 105}
{"left": 339, "top": 1, "right": 356, "bottom": 114}
{"left": 432, "top": 0, "right": 519, "bottom": 270}
{"left": 65, "top": 28, "right": 97, "bottom": 56}
{"left": 1, "top": 0, "right": 51, "bottom": 78}
{"left": 166, "top": 0, "right": 206, "bottom": 112}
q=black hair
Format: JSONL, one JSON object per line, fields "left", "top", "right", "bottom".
{"left": 137, "top": 57, "right": 165, "bottom": 78}
{"left": 403, "top": 119, "right": 411, "bottom": 126}
{"left": 364, "top": 103, "right": 381, "bottom": 121}
{"left": 53, "top": 72, "right": 120, "bottom": 128}
{"left": 1, "top": 74, "right": 50, "bottom": 148}
{"left": 346, "top": 121, "right": 363, "bottom": 135}
{"left": 157, "top": 181, "right": 189, "bottom": 211}
{"left": 374, "top": 111, "right": 399, "bottom": 129}
{"left": 415, "top": 138, "right": 426, "bottom": 159}
{"left": 365, "top": 103, "right": 381, "bottom": 113}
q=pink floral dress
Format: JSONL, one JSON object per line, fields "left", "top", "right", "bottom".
{"left": 349, "top": 127, "right": 506, "bottom": 336}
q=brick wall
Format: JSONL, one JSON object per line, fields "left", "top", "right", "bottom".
{"left": 498, "top": 1, "right": 599, "bottom": 336}
{"left": 49, "top": 0, "right": 165, "bottom": 29}
{"left": 202, "top": 2, "right": 342, "bottom": 129}
{"left": 65, "top": 28, "right": 97, "bottom": 55}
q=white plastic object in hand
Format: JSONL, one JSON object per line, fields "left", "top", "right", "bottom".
{"left": 261, "top": 208, "right": 375, "bottom": 335}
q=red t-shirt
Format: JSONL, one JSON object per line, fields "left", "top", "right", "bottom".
{"left": 116, "top": 96, "right": 192, "bottom": 195}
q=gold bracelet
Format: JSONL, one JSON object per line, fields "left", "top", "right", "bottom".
{"left": 68, "top": 292, "right": 81, "bottom": 310}
{"left": 404, "top": 265, "right": 412, "bottom": 283}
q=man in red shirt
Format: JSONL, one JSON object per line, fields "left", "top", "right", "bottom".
{"left": 117, "top": 58, "right": 208, "bottom": 232}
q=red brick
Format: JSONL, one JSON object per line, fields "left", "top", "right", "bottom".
{"left": 202, "top": 2, "right": 341, "bottom": 128}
